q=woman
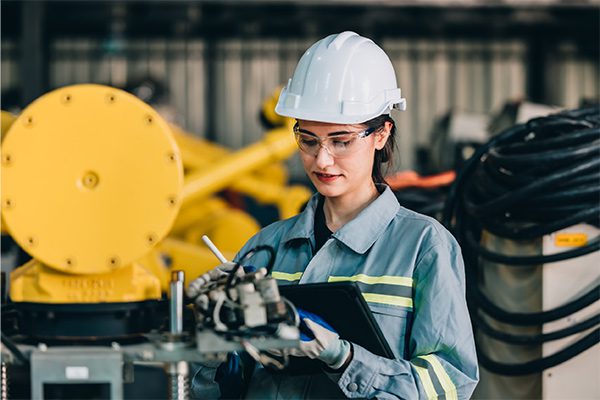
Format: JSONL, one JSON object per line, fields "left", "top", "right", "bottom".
{"left": 192, "top": 31, "right": 479, "bottom": 399}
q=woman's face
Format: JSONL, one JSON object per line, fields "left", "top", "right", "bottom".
{"left": 296, "top": 119, "right": 390, "bottom": 199}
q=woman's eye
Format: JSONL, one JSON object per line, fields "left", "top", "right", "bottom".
{"left": 301, "top": 137, "right": 318, "bottom": 147}
{"left": 333, "top": 138, "right": 354, "bottom": 147}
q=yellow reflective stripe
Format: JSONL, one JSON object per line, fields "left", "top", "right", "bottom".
{"left": 271, "top": 271, "right": 303, "bottom": 281}
{"left": 419, "top": 355, "right": 457, "bottom": 400}
{"left": 413, "top": 364, "right": 438, "bottom": 400}
{"left": 328, "top": 274, "right": 413, "bottom": 287}
{"left": 362, "top": 293, "right": 413, "bottom": 308}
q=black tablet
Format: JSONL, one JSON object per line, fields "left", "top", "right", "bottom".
{"left": 278, "top": 281, "right": 394, "bottom": 360}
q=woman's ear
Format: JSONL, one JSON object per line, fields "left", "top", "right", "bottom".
{"left": 374, "top": 121, "right": 393, "bottom": 150}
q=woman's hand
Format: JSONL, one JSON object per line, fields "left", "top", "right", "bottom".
{"left": 186, "top": 261, "right": 246, "bottom": 299}
{"left": 290, "top": 318, "right": 352, "bottom": 370}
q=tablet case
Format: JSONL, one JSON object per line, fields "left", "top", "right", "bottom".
{"left": 276, "top": 281, "right": 395, "bottom": 374}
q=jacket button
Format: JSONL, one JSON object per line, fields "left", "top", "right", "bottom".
{"left": 347, "top": 382, "right": 358, "bottom": 392}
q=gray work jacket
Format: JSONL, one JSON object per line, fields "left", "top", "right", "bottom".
{"left": 193, "top": 185, "right": 479, "bottom": 399}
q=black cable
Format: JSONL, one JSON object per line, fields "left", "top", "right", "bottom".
{"left": 443, "top": 123, "right": 529, "bottom": 227}
{"left": 479, "top": 206, "right": 600, "bottom": 241}
{"left": 226, "top": 245, "right": 276, "bottom": 291}
{"left": 466, "top": 230, "right": 600, "bottom": 265}
{"left": 556, "top": 107, "right": 600, "bottom": 120}
{"left": 472, "top": 282, "right": 600, "bottom": 325}
{"left": 496, "top": 127, "right": 599, "bottom": 153}
{"left": 487, "top": 139, "right": 599, "bottom": 167}
{"left": 475, "top": 313, "right": 600, "bottom": 345}
{"left": 463, "top": 156, "right": 600, "bottom": 218}
{"left": 1, "top": 332, "right": 29, "bottom": 365}
{"left": 443, "top": 107, "right": 600, "bottom": 375}
{"left": 477, "top": 328, "right": 600, "bottom": 376}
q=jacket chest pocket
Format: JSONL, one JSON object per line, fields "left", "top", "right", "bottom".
{"left": 369, "top": 304, "right": 412, "bottom": 360}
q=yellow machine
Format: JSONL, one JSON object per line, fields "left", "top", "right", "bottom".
{"left": 140, "top": 93, "right": 311, "bottom": 292}
{"left": 1, "top": 110, "right": 17, "bottom": 235}
{"left": 1, "top": 84, "right": 310, "bottom": 305}
{"left": 3, "top": 85, "right": 181, "bottom": 303}
{"left": 1, "top": 110, "right": 16, "bottom": 141}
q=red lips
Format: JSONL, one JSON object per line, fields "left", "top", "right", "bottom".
{"left": 314, "top": 172, "right": 341, "bottom": 183}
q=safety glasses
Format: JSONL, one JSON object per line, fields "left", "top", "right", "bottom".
{"left": 293, "top": 123, "right": 383, "bottom": 158}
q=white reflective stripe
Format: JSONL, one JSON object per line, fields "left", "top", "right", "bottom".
{"left": 362, "top": 293, "right": 413, "bottom": 308}
{"left": 328, "top": 273, "right": 413, "bottom": 287}
{"left": 413, "top": 364, "right": 437, "bottom": 400}
{"left": 271, "top": 271, "right": 303, "bottom": 281}
{"left": 419, "top": 355, "right": 458, "bottom": 400}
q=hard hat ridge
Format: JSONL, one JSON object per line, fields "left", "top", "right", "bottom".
{"left": 275, "top": 31, "right": 406, "bottom": 124}
{"left": 327, "top": 31, "right": 369, "bottom": 51}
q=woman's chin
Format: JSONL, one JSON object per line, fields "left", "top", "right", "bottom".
{"left": 313, "top": 182, "right": 344, "bottom": 198}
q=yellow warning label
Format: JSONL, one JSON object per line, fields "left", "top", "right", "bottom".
{"left": 555, "top": 233, "right": 587, "bottom": 247}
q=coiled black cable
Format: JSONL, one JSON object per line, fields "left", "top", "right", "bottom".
{"left": 472, "top": 282, "right": 599, "bottom": 326}
{"left": 475, "top": 313, "right": 600, "bottom": 345}
{"left": 226, "top": 245, "right": 276, "bottom": 290}
{"left": 476, "top": 328, "right": 600, "bottom": 376}
{"left": 465, "top": 230, "right": 600, "bottom": 265}
{"left": 443, "top": 107, "right": 600, "bottom": 375}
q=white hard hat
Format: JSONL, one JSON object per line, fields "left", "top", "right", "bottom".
{"left": 275, "top": 31, "right": 406, "bottom": 124}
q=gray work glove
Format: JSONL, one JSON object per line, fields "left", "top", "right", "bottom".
{"left": 289, "top": 319, "right": 352, "bottom": 369}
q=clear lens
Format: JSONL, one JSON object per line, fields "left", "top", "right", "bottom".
{"left": 294, "top": 131, "right": 366, "bottom": 157}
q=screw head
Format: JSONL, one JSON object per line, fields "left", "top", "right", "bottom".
{"left": 81, "top": 171, "right": 100, "bottom": 189}
{"left": 108, "top": 256, "right": 120, "bottom": 268}
{"left": 2, "top": 153, "right": 13, "bottom": 166}
{"left": 23, "top": 116, "right": 34, "bottom": 127}
{"left": 147, "top": 234, "right": 157, "bottom": 245}
{"left": 61, "top": 94, "right": 73, "bottom": 104}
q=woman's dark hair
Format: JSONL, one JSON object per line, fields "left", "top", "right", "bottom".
{"left": 362, "top": 114, "right": 396, "bottom": 184}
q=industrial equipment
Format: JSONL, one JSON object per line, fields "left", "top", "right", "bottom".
{"left": 426, "top": 111, "right": 489, "bottom": 173}
{"left": 443, "top": 107, "right": 600, "bottom": 399}
{"left": 142, "top": 88, "right": 311, "bottom": 291}
{"left": 386, "top": 170, "right": 456, "bottom": 219}
{"left": 0, "top": 84, "right": 301, "bottom": 399}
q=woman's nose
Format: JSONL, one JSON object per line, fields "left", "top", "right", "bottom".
{"left": 314, "top": 145, "right": 335, "bottom": 169}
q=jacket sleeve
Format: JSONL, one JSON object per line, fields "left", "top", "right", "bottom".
{"left": 330, "top": 242, "right": 479, "bottom": 399}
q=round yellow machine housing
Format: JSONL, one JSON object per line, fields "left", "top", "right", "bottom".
{"left": 1, "top": 110, "right": 17, "bottom": 142}
{"left": 1, "top": 84, "right": 184, "bottom": 275}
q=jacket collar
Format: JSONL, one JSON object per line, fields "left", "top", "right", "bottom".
{"left": 281, "top": 193, "right": 319, "bottom": 244}
{"left": 282, "top": 185, "right": 400, "bottom": 254}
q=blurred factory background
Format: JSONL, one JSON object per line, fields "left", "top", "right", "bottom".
{"left": 1, "top": 1, "right": 599, "bottom": 400}
{"left": 2, "top": 0, "right": 598, "bottom": 178}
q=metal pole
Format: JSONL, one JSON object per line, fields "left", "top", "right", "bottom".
{"left": 167, "top": 270, "right": 189, "bottom": 400}
{"left": 170, "top": 270, "right": 184, "bottom": 335}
